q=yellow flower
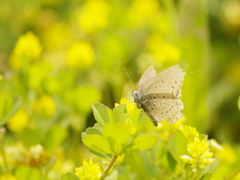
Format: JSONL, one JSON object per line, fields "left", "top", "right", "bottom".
{"left": 218, "top": 144, "right": 237, "bottom": 164}
{"left": 115, "top": 98, "right": 137, "bottom": 114}
{"left": 146, "top": 34, "right": 180, "bottom": 63}
{"left": 128, "top": 0, "right": 160, "bottom": 27}
{"left": 75, "top": 159, "right": 102, "bottom": 180}
{"left": 66, "top": 41, "right": 94, "bottom": 70}
{"left": 180, "top": 125, "right": 199, "bottom": 138}
{"left": 124, "top": 119, "right": 136, "bottom": 135}
{"left": 10, "top": 32, "right": 42, "bottom": 70}
{"left": 222, "top": 0, "right": 240, "bottom": 28}
{"left": 42, "top": 22, "right": 71, "bottom": 50}
{"left": 180, "top": 136, "right": 215, "bottom": 169}
{"left": 27, "top": 144, "right": 48, "bottom": 167}
{"left": 32, "top": 94, "right": 55, "bottom": 117}
{"left": 76, "top": 0, "right": 110, "bottom": 34}
{"left": 7, "top": 109, "right": 29, "bottom": 133}
{"left": 0, "top": 174, "right": 17, "bottom": 180}
{"left": 156, "top": 118, "right": 184, "bottom": 141}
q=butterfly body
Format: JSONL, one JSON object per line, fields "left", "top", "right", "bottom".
{"left": 132, "top": 65, "right": 185, "bottom": 126}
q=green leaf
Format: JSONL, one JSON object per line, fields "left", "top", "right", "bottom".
{"left": 92, "top": 103, "right": 110, "bottom": 127}
{"left": 167, "top": 152, "right": 177, "bottom": 171}
{"left": 129, "top": 109, "right": 141, "bottom": 124}
{"left": 85, "top": 127, "right": 102, "bottom": 135}
{"left": 43, "top": 126, "right": 67, "bottom": 151}
{"left": 200, "top": 172, "right": 212, "bottom": 180}
{"left": 87, "top": 147, "right": 112, "bottom": 160}
{"left": 61, "top": 172, "right": 79, "bottom": 180}
{"left": 165, "top": 177, "right": 181, "bottom": 180}
{"left": 108, "top": 109, "right": 114, "bottom": 123}
{"left": 81, "top": 125, "right": 111, "bottom": 159}
{"left": 14, "top": 166, "right": 41, "bottom": 180}
{"left": 102, "top": 123, "right": 130, "bottom": 155}
{"left": 0, "top": 94, "right": 21, "bottom": 126}
{"left": 182, "top": 164, "right": 195, "bottom": 180}
{"left": 119, "top": 113, "right": 129, "bottom": 123}
{"left": 168, "top": 130, "right": 187, "bottom": 163}
{"left": 82, "top": 134, "right": 112, "bottom": 154}
{"left": 113, "top": 104, "right": 126, "bottom": 122}
{"left": 128, "top": 135, "right": 157, "bottom": 152}
{"left": 105, "top": 170, "right": 118, "bottom": 180}
{"left": 199, "top": 134, "right": 207, "bottom": 141}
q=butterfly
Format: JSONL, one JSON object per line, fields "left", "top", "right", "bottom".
{"left": 132, "top": 65, "right": 185, "bottom": 126}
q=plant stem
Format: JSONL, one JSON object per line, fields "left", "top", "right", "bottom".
{"left": 0, "top": 139, "right": 9, "bottom": 173}
{"left": 194, "top": 167, "right": 199, "bottom": 180}
{"left": 225, "top": 167, "right": 240, "bottom": 180}
{"left": 100, "top": 155, "right": 118, "bottom": 180}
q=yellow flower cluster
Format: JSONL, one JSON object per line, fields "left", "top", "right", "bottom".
{"left": 75, "top": 159, "right": 102, "bottom": 180}
{"left": 180, "top": 136, "right": 215, "bottom": 169}
{"left": 76, "top": 0, "right": 110, "bottom": 34}
{"left": 157, "top": 117, "right": 184, "bottom": 141}
{"left": 27, "top": 144, "right": 48, "bottom": 167}
{"left": 115, "top": 98, "right": 137, "bottom": 114}
{"left": 10, "top": 32, "right": 42, "bottom": 70}
{"left": 7, "top": 109, "right": 29, "bottom": 133}
{"left": 0, "top": 174, "right": 17, "bottom": 180}
{"left": 218, "top": 144, "right": 237, "bottom": 164}
{"left": 115, "top": 98, "right": 138, "bottom": 135}
{"left": 180, "top": 125, "right": 199, "bottom": 138}
{"left": 32, "top": 94, "right": 55, "bottom": 117}
{"left": 128, "top": 0, "right": 159, "bottom": 27}
{"left": 66, "top": 41, "right": 94, "bottom": 70}
{"left": 146, "top": 34, "right": 180, "bottom": 63}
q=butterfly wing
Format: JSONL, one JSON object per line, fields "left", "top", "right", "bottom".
{"left": 141, "top": 95, "right": 184, "bottom": 125}
{"left": 138, "top": 65, "right": 157, "bottom": 91}
{"left": 140, "top": 65, "right": 185, "bottom": 98}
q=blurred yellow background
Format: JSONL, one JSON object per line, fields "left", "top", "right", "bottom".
{"left": 0, "top": 0, "right": 240, "bottom": 179}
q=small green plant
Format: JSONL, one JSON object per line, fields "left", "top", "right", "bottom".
{"left": 60, "top": 99, "right": 223, "bottom": 180}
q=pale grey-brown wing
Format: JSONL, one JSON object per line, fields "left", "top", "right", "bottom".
{"left": 138, "top": 65, "right": 157, "bottom": 91}
{"left": 142, "top": 97, "right": 184, "bottom": 125}
{"left": 140, "top": 65, "right": 185, "bottom": 98}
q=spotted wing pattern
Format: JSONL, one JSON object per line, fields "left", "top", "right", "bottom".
{"left": 140, "top": 65, "right": 185, "bottom": 98}
{"left": 141, "top": 95, "right": 184, "bottom": 125}
{"left": 138, "top": 65, "right": 157, "bottom": 91}
{"left": 135, "top": 64, "right": 185, "bottom": 126}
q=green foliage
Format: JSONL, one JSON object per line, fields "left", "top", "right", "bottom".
{"left": 0, "top": 94, "right": 21, "bottom": 126}
{"left": 83, "top": 103, "right": 157, "bottom": 157}
{"left": 200, "top": 172, "right": 212, "bottom": 180}
{"left": 127, "top": 135, "right": 157, "bottom": 152}
{"left": 15, "top": 166, "right": 41, "bottom": 180}
{"left": 60, "top": 172, "right": 79, "bottom": 180}
{"left": 0, "top": 0, "right": 239, "bottom": 179}
{"left": 168, "top": 130, "right": 187, "bottom": 164}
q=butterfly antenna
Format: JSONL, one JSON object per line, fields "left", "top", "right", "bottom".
{"left": 124, "top": 68, "right": 135, "bottom": 89}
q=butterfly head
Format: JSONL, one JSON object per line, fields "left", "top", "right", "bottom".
{"left": 132, "top": 91, "right": 142, "bottom": 108}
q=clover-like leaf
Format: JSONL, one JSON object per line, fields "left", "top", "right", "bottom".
{"left": 102, "top": 123, "right": 130, "bottom": 155}
{"left": 128, "top": 135, "right": 157, "bottom": 152}
{"left": 168, "top": 130, "right": 187, "bottom": 163}
{"left": 82, "top": 134, "right": 112, "bottom": 154}
{"left": 200, "top": 172, "right": 212, "bottom": 180}
{"left": 60, "top": 172, "right": 79, "bottom": 180}
{"left": 92, "top": 103, "right": 110, "bottom": 127}
{"left": 113, "top": 104, "right": 126, "bottom": 122}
